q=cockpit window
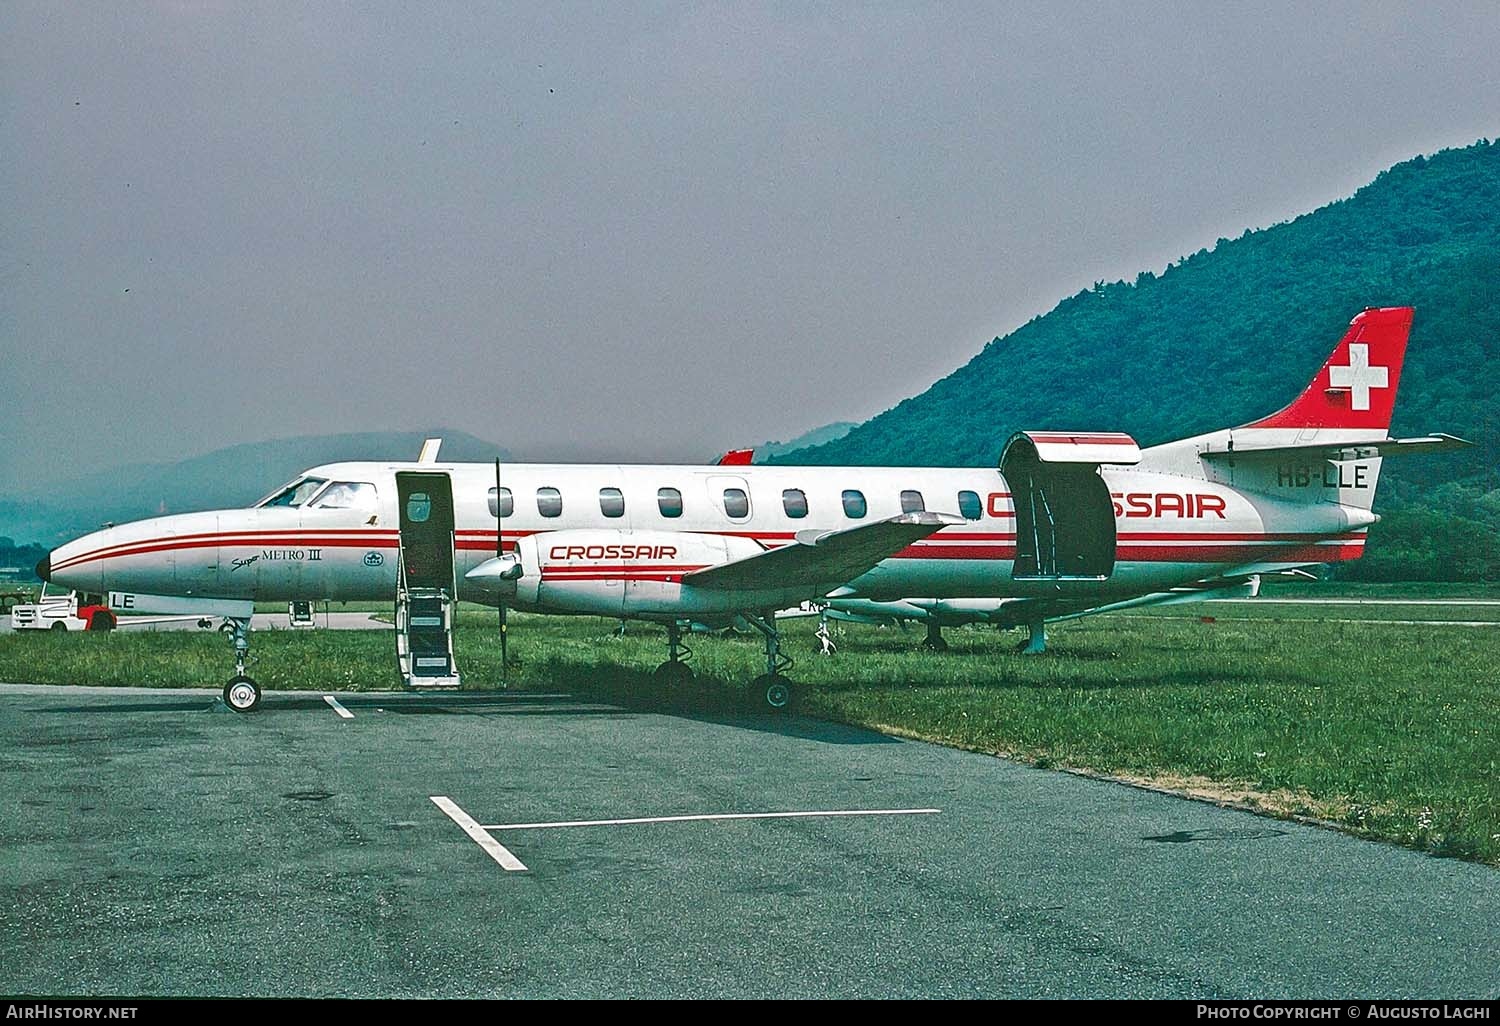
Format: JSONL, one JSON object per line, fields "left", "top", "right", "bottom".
{"left": 309, "top": 481, "right": 378, "bottom": 510}
{"left": 255, "top": 477, "right": 327, "bottom": 508}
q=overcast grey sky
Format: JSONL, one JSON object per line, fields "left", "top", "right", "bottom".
{"left": 2, "top": 2, "right": 1496, "bottom": 488}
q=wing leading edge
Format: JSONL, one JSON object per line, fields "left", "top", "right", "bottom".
{"left": 684, "top": 512, "right": 966, "bottom": 593}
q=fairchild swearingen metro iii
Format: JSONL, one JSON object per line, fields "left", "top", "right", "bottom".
{"left": 38, "top": 307, "right": 1468, "bottom": 711}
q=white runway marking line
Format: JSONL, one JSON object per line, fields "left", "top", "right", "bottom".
{"left": 431, "top": 796, "right": 529, "bottom": 872}
{"left": 1210, "top": 598, "right": 1500, "bottom": 606}
{"left": 322, "top": 695, "right": 354, "bottom": 719}
{"left": 482, "top": 808, "right": 942, "bottom": 831}
{"left": 1126, "top": 615, "right": 1500, "bottom": 628}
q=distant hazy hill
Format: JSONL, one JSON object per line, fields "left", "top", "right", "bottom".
{"left": 5, "top": 429, "right": 507, "bottom": 545}
{"left": 778, "top": 140, "right": 1499, "bottom": 493}
{"left": 752, "top": 421, "right": 858, "bottom": 463}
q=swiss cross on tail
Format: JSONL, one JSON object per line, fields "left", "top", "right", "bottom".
{"left": 1244, "top": 307, "right": 1411, "bottom": 431}
{"left": 1327, "top": 344, "right": 1389, "bottom": 411}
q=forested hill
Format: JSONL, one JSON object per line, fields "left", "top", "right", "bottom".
{"left": 778, "top": 140, "right": 1499, "bottom": 501}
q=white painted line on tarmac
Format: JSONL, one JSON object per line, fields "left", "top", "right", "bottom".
{"left": 1210, "top": 598, "right": 1500, "bottom": 606}
{"left": 323, "top": 695, "right": 354, "bottom": 719}
{"left": 483, "top": 808, "right": 942, "bottom": 831}
{"left": 1120, "top": 615, "right": 1500, "bottom": 627}
{"left": 431, "top": 796, "right": 528, "bottom": 872}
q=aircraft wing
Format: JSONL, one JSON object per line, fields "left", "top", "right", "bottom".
{"left": 684, "top": 512, "right": 965, "bottom": 592}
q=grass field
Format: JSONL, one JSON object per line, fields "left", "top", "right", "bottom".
{"left": 2, "top": 605, "right": 1496, "bottom": 866}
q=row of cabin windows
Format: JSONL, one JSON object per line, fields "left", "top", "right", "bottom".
{"left": 488, "top": 486, "right": 986, "bottom": 522}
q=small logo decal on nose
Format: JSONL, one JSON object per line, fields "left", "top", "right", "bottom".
{"left": 231, "top": 556, "right": 260, "bottom": 572}
{"left": 363, "top": 552, "right": 385, "bottom": 567}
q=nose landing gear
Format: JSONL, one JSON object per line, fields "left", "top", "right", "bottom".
{"left": 221, "top": 617, "right": 261, "bottom": 712}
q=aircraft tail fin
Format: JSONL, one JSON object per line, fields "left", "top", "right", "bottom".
{"left": 1135, "top": 307, "right": 1471, "bottom": 514}
{"left": 1239, "top": 306, "right": 1411, "bottom": 433}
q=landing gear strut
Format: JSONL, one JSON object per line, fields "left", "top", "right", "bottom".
{"left": 222, "top": 617, "right": 261, "bottom": 712}
{"left": 921, "top": 621, "right": 949, "bottom": 652}
{"left": 653, "top": 620, "right": 695, "bottom": 686}
{"left": 746, "top": 613, "right": 797, "bottom": 711}
{"left": 1017, "top": 620, "right": 1047, "bottom": 655}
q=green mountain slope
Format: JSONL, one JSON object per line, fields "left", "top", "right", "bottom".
{"left": 6, "top": 429, "right": 508, "bottom": 546}
{"left": 781, "top": 140, "right": 1498, "bottom": 485}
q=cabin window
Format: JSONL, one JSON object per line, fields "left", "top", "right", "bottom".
{"left": 842, "top": 489, "right": 867, "bottom": 518}
{"left": 901, "top": 489, "right": 925, "bottom": 513}
{"left": 958, "top": 489, "right": 982, "bottom": 521}
{"left": 599, "top": 487, "right": 625, "bottom": 518}
{"left": 487, "top": 487, "right": 514, "bottom": 518}
{"left": 536, "top": 487, "right": 562, "bottom": 518}
{"left": 310, "top": 481, "right": 378, "bottom": 511}
{"left": 782, "top": 488, "right": 808, "bottom": 519}
{"left": 723, "top": 488, "right": 750, "bottom": 519}
{"left": 658, "top": 487, "right": 683, "bottom": 518}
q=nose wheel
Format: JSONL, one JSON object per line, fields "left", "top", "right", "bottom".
{"left": 224, "top": 675, "right": 261, "bottom": 712}
{"left": 221, "top": 617, "right": 261, "bottom": 713}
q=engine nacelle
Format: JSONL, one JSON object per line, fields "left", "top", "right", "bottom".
{"left": 508, "top": 529, "right": 764, "bottom": 618}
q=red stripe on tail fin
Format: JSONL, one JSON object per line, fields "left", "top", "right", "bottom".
{"left": 1244, "top": 307, "right": 1412, "bottom": 431}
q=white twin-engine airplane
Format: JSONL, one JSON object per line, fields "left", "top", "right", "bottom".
{"left": 39, "top": 307, "right": 1467, "bottom": 712}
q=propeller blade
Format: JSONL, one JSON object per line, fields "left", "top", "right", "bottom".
{"left": 495, "top": 457, "right": 507, "bottom": 687}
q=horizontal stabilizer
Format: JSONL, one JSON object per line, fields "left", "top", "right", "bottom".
{"left": 684, "top": 512, "right": 964, "bottom": 592}
{"left": 1202, "top": 433, "right": 1472, "bottom": 463}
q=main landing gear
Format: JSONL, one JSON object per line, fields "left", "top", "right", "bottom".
{"left": 746, "top": 613, "right": 797, "bottom": 711}
{"left": 921, "top": 622, "right": 949, "bottom": 652}
{"left": 1017, "top": 621, "right": 1047, "bottom": 655}
{"left": 222, "top": 617, "right": 261, "bottom": 712}
{"left": 653, "top": 621, "right": 695, "bottom": 687}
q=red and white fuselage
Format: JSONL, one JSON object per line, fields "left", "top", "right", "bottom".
{"left": 40, "top": 307, "right": 1447, "bottom": 624}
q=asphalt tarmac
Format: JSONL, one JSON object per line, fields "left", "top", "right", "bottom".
{"left": 1, "top": 683, "right": 1495, "bottom": 999}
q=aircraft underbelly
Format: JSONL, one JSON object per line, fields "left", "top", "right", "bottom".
{"left": 843, "top": 556, "right": 1214, "bottom": 602}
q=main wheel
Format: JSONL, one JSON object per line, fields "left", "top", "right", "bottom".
{"left": 653, "top": 661, "right": 695, "bottom": 687}
{"left": 88, "top": 611, "right": 116, "bottom": 632}
{"left": 223, "top": 675, "right": 261, "bottom": 713}
{"left": 921, "top": 634, "right": 948, "bottom": 653}
{"left": 754, "top": 673, "right": 795, "bottom": 711}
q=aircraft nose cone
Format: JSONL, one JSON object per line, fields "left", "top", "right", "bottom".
{"left": 36, "top": 554, "right": 51, "bottom": 582}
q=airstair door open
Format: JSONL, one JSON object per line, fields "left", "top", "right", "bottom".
{"left": 395, "top": 472, "right": 460, "bottom": 689}
{"left": 1001, "top": 432, "right": 1140, "bottom": 582}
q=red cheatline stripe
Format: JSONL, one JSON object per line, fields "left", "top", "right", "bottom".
{"left": 52, "top": 528, "right": 399, "bottom": 568}
{"left": 456, "top": 539, "right": 522, "bottom": 551}
{"left": 1116, "top": 531, "right": 1364, "bottom": 542}
{"left": 540, "top": 573, "right": 700, "bottom": 582}
{"left": 51, "top": 534, "right": 400, "bottom": 573}
{"left": 541, "top": 564, "right": 708, "bottom": 573}
{"left": 52, "top": 524, "right": 1369, "bottom": 577}
{"left": 1108, "top": 543, "right": 1367, "bottom": 563}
